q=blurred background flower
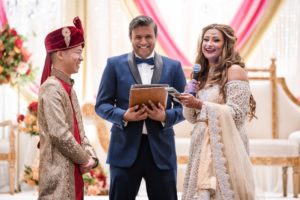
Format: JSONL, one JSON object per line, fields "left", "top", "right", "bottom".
{"left": 23, "top": 162, "right": 109, "bottom": 196}
{"left": 0, "top": 24, "right": 35, "bottom": 85}
{"left": 17, "top": 101, "right": 39, "bottom": 136}
{"left": 23, "top": 165, "right": 39, "bottom": 187}
{"left": 83, "top": 164, "right": 108, "bottom": 196}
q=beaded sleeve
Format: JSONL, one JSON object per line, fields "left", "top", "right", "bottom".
{"left": 225, "top": 80, "right": 251, "bottom": 127}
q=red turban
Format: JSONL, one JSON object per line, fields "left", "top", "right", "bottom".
{"left": 40, "top": 16, "right": 85, "bottom": 84}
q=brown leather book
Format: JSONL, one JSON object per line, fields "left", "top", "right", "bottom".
{"left": 129, "top": 84, "right": 169, "bottom": 109}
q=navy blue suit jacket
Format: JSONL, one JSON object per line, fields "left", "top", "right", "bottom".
{"left": 95, "top": 52, "right": 186, "bottom": 170}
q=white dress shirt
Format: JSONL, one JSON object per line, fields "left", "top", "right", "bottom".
{"left": 136, "top": 52, "right": 155, "bottom": 134}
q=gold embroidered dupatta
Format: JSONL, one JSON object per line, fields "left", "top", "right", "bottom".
{"left": 205, "top": 102, "right": 255, "bottom": 200}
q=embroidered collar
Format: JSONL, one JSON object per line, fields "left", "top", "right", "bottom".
{"left": 51, "top": 68, "right": 74, "bottom": 85}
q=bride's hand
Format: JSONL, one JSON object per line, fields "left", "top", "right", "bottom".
{"left": 177, "top": 93, "right": 202, "bottom": 109}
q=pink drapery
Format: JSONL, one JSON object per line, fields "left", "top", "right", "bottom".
{"left": 230, "top": 0, "right": 268, "bottom": 50}
{"left": 0, "top": 0, "right": 7, "bottom": 27}
{"left": 230, "top": 0, "right": 253, "bottom": 32}
{"left": 1, "top": 0, "right": 274, "bottom": 89}
{"left": 134, "top": 0, "right": 268, "bottom": 59}
{"left": 134, "top": 0, "right": 192, "bottom": 67}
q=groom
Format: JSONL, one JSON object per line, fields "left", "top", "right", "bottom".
{"left": 38, "top": 17, "right": 98, "bottom": 200}
{"left": 95, "top": 15, "right": 186, "bottom": 200}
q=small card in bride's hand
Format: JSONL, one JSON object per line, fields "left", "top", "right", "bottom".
{"left": 166, "top": 87, "right": 182, "bottom": 104}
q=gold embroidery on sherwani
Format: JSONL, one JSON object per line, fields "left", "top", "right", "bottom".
{"left": 38, "top": 69, "right": 97, "bottom": 200}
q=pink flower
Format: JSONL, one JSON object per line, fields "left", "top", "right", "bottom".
{"left": 14, "top": 37, "right": 23, "bottom": 49}
{"left": 10, "top": 28, "right": 17, "bottom": 36}
{"left": 17, "top": 114, "right": 25, "bottom": 122}
{"left": 21, "top": 48, "right": 31, "bottom": 62}
{"left": 26, "top": 68, "right": 31, "bottom": 75}
{"left": 90, "top": 169, "right": 95, "bottom": 177}
{"left": 28, "top": 102, "right": 38, "bottom": 113}
{"left": 96, "top": 173, "right": 107, "bottom": 188}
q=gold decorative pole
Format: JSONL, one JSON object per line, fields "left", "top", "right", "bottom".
{"left": 82, "top": 0, "right": 88, "bottom": 101}
{"left": 64, "top": 0, "right": 88, "bottom": 101}
{"left": 16, "top": 85, "right": 21, "bottom": 192}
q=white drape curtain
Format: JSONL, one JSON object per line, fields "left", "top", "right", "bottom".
{"left": 246, "top": 0, "right": 300, "bottom": 96}
{"left": 0, "top": 0, "right": 64, "bottom": 190}
{"left": 84, "top": 0, "right": 300, "bottom": 98}
{"left": 2, "top": 0, "right": 299, "bottom": 101}
{"left": 1, "top": 0, "right": 299, "bottom": 104}
{"left": 83, "top": 0, "right": 132, "bottom": 102}
{"left": 84, "top": 0, "right": 242, "bottom": 101}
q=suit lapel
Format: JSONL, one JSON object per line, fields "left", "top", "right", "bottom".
{"left": 128, "top": 52, "right": 142, "bottom": 84}
{"left": 151, "top": 53, "right": 163, "bottom": 84}
{"left": 128, "top": 52, "right": 163, "bottom": 84}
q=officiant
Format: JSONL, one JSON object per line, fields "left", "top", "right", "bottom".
{"left": 95, "top": 15, "right": 186, "bottom": 200}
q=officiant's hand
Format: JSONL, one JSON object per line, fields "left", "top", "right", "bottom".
{"left": 123, "top": 105, "right": 148, "bottom": 122}
{"left": 80, "top": 156, "right": 96, "bottom": 174}
{"left": 143, "top": 101, "right": 166, "bottom": 122}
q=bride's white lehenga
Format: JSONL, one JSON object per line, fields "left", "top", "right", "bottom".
{"left": 181, "top": 80, "right": 255, "bottom": 200}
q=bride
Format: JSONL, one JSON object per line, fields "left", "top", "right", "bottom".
{"left": 178, "top": 24, "right": 256, "bottom": 200}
